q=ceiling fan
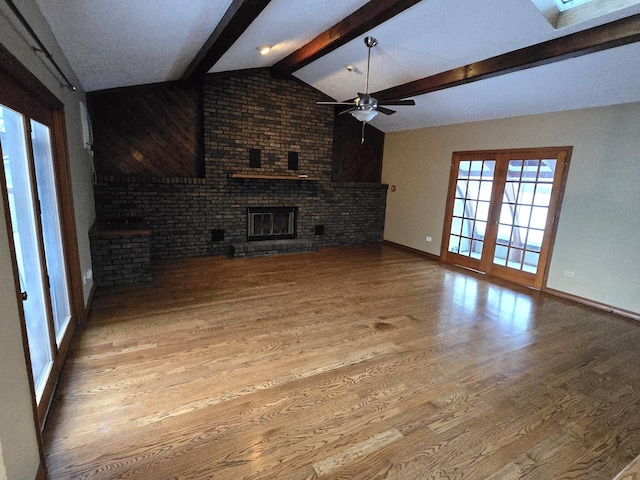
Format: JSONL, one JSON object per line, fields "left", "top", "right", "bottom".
{"left": 318, "top": 36, "right": 415, "bottom": 143}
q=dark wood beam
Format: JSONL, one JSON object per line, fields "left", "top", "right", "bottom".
{"left": 373, "top": 13, "right": 640, "bottom": 102}
{"left": 182, "top": 0, "right": 272, "bottom": 84}
{"left": 271, "top": 0, "right": 422, "bottom": 78}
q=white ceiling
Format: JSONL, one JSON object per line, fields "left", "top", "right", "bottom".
{"left": 36, "top": 0, "right": 640, "bottom": 132}
{"left": 35, "top": 0, "right": 236, "bottom": 91}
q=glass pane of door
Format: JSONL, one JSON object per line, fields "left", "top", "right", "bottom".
{"left": 1, "top": 105, "right": 53, "bottom": 400}
{"left": 492, "top": 159, "right": 556, "bottom": 274}
{"left": 447, "top": 159, "right": 495, "bottom": 260}
{"left": 31, "top": 120, "right": 71, "bottom": 345}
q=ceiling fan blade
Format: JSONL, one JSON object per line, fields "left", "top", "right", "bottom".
{"left": 338, "top": 107, "right": 357, "bottom": 115}
{"left": 378, "top": 99, "right": 416, "bottom": 106}
{"left": 317, "top": 101, "right": 355, "bottom": 105}
{"left": 377, "top": 106, "right": 396, "bottom": 115}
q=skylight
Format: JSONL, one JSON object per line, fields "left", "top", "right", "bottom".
{"left": 532, "top": 0, "right": 640, "bottom": 29}
{"left": 553, "top": 0, "right": 593, "bottom": 11}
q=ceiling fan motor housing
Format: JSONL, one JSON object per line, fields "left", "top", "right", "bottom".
{"left": 356, "top": 94, "right": 378, "bottom": 110}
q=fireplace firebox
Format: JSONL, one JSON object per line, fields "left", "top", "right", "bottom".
{"left": 247, "top": 207, "right": 296, "bottom": 241}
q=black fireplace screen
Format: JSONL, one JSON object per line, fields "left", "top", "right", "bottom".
{"left": 247, "top": 207, "right": 296, "bottom": 241}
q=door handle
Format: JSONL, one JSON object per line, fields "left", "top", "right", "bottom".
{"left": 21, "top": 291, "right": 28, "bottom": 301}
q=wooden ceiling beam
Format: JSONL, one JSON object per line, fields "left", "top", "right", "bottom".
{"left": 271, "top": 0, "right": 422, "bottom": 78}
{"left": 373, "top": 13, "right": 640, "bottom": 102}
{"left": 182, "top": 0, "right": 272, "bottom": 84}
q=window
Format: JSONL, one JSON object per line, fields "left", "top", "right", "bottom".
{"left": 1, "top": 43, "right": 82, "bottom": 428}
{"left": 553, "top": 0, "right": 593, "bottom": 11}
{"left": 532, "top": 0, "right": 640, "bottom": 29}
{"left": 1, "top": 103, "right": 72, "bottom": 420}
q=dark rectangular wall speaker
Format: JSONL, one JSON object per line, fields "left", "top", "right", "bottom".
{"left": 288, "top": 151, "right": 299, "bottom": 170}
{"left": 249, "top": 148, "right": 261, "bottom": 168}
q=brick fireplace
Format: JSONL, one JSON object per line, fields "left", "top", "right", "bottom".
{"left": 92, "top": 69, "right": 388, "bottom": 260}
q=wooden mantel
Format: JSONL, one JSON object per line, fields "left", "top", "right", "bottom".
{"left": 228, "top": 173, "right": 319, "bottom": 181}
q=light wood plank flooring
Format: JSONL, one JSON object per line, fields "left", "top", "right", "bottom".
{"left": 43, "top": 244, "right": 640, "bottom": 479}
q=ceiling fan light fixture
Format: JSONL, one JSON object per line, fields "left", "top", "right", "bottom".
{"left": 350, "top": 108, "right": 378, "bottom": 122}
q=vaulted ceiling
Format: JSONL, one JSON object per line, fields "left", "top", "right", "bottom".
{"left": 35, "top": 0, "right": 640, "bottom": 131}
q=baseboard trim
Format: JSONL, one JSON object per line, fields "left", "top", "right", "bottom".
{"left": 543, "top": 287, "right": 640, "bottom": 322}
{"left": 82, "top": 282, "right": 96, "bottom": 325}
{"left": 384, "top": 240, "right": 441, "bottom": 262}
{"left": 35, "top": 461, "right": 46, "bottom": 480}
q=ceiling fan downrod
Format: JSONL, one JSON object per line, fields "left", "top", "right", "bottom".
{"left": 360, "top": 36, "right": 378, "bottom": 144}
{"left": 363, "top": 36, "right": 377, "bottom": 95}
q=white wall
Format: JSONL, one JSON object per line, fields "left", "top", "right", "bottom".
{"left": 0, "top": 1, "right": 96, "bottom": 478}
{"left": 382, "top": 103, "right": 640, "bottom": 314}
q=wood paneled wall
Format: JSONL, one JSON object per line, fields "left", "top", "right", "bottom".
{"left": 88, "top": 82, "right": 203, "bottom": 177}
{"left": 332, "top": 109, "right": 384, "bottom": 183}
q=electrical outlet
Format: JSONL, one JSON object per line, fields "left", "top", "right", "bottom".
{"left": 425, "top": 236, "right": 432, "bottom": 242}
{"left": 564, "top": 270, "right": 574, "bottom": 277}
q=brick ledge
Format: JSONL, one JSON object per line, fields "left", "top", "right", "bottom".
{"left": 231, "top": 239, "right": 315, "bottom": 258}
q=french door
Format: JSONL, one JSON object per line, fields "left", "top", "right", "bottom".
{"left": 441, "top": 147, "right": 571, "bottom": 289}
{"left": 0, "top": 102, "right": 74, "bottom": 425}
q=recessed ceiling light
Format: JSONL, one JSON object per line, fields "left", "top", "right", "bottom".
{"left": 257, "top": 45, "right": 271, "bottom": 55}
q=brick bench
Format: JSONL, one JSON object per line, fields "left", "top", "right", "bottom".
{"left": 231, "top": 239, "right": 315, "bottom": 258}
{"left": 90, "top": 219, "right": 152, "bottom": 286}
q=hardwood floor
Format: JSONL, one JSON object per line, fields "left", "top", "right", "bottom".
{"left": 43, "top": 244, "right": 640, "bottom": 479}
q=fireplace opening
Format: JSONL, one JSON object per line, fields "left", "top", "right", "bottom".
{"left": 247, "top": 207, "right": 296, "bottom": 241}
